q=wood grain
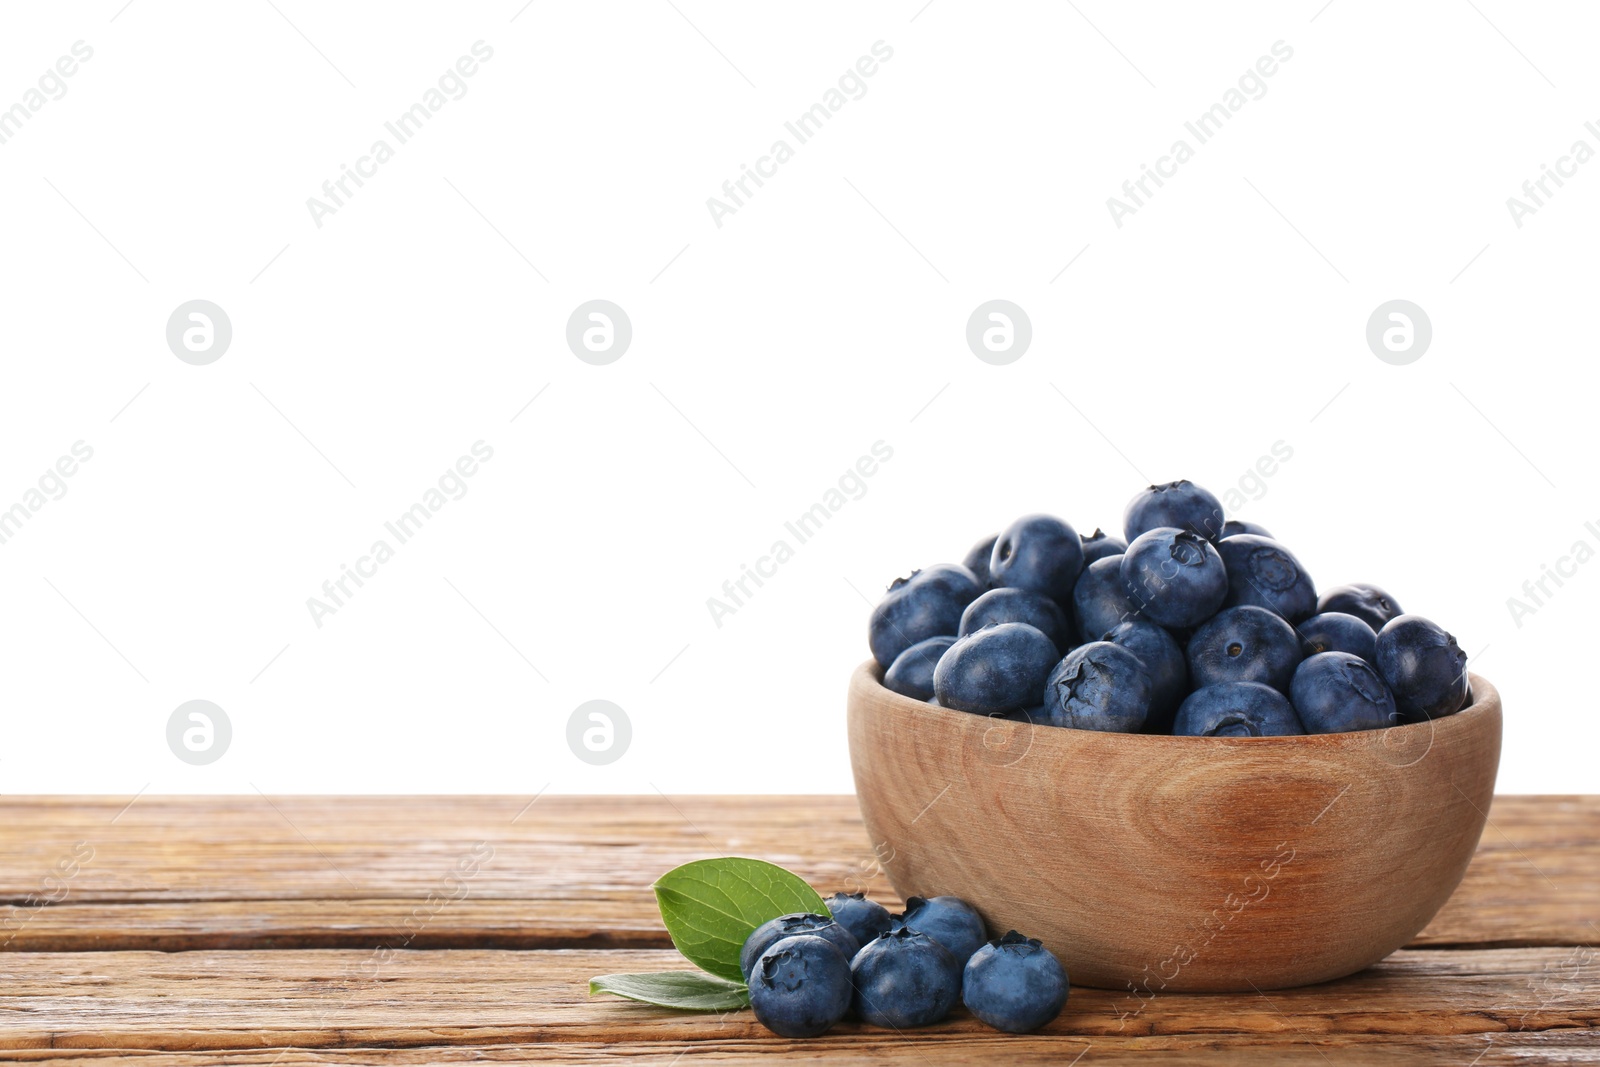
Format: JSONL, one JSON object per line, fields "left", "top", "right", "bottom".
{"left": 0, "top": 794, "right": 1593, "bottom": 953}
{"left": 849, "top": 663, "right": 1505, "bottom": 990}
{"left": 0, "top": 946, "right": 1594, "bottom": 1052}
{"left": 0, "top": 795, "right": 1594, "bottom": 1063}
{"left": 1, "top": 1035, "right": 1599, "bottom": 1065}
{"left": 1, "top": 1037, "right": 1597, "bottom": 1067}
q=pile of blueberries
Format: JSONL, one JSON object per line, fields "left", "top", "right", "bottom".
{"left": 745, "top": 892, "right": 1067, "bottom": 1037}
{"left": 869, "top": 480, "right": 1472, "bottom": 736}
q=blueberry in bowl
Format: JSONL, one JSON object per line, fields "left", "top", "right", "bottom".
{"left": 1041, "top": 641, "right": 1153, "bottom": 732}
{"left": 1120, "top": 527, "right": 1229, "bottom": 628}
{"left": 1221, "top": 518, "right": 1273, "bottom": 539}
{"left": 883, "top": 636, "right": 957, "bottom": 702}
{"left": 933, "top": 622, "right": 1059, "bottom": 715}
{"left": 1186, "top": 605, "right": 1303, "bottom": 694}
{"left": 963, "top": 534, "right": 998, "bottom": 586}
{"left": 990, "top": 514, "right": 1085, "bottom": 603}
{"left": 1289, "top": 651, "right": 1398, "bottom": 733}
{"left": 1376, "top": 614, "right": 1471, "bottom": 722}
{"left": 960, "top": 587, "right": 1073, "bottom": 654}
{"left": 849, "top": 661, "right": 1501, "bottom": 991}
{"left": 1102, "top": 620, "right": 1187, "bottom": 733}
{"left": 1316, "top": 582, "right": 1404, "bottom": 632}
{"left": 1072, "top": 554, "right": 1142, "bottom": 640}
{"left": 1124, "top": 480, "right": 1226, "bottom": 542}
{"left": 1174, "top": 681, "right": 1305, "bottom": 736}
{"left": 1080, "top": 528, "right": 1128, "bottom": 566}
{"left": 1215, "top": 534, "right": 1318, "bottom": 623}
{"left": 1298, "top": 611, "right": 1378, "bottom": 664}
{"left": 867, "top": 564, "right": 983, "bottom": 669}
{"left": 851, "top": 481, "right": 1502, "bottom": 992}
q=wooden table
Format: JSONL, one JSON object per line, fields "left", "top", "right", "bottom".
{"left": 0, "top": 795, "right": 1594, "bottom": 1064}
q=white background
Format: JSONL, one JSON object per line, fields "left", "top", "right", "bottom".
{"left": 0, "top": 1, "right": 1594, "bottom": 795}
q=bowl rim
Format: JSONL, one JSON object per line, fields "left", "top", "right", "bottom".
{"left": 854, "top": 660, "right": 1499, "bottom": 747}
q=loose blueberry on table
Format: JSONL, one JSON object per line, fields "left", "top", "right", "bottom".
{"left": 748, "top": 934, "right": 854, "bottom": 1038}
{"left": 729, "top": 890, "right": 1068, "bottom": 1036}
{"left": 740, "top": 913, "right": 860, "bottom": 980}
{"left": 894, "top": 894, "right": 989, "bottom": 966}
{"left": 822, "top": 891, "right": 893, "bottom": 946}
{"left": 864, "top": 479, "right": 1475, "bottom": 737}
{"left": 962, "top": 931, "right": 1071, "bottom": 1033}
{"left": 850, "top": 927, "right": 963, "bottom": 1029}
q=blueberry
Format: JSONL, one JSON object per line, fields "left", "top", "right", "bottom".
{"left": 1072, "top": 554, "right": 1142, "bottom": 639}
{"left": 963, "top": 534, "right": 998, "bottom": 587}
{"left": 1123, "top": 480, "right": 1226, "bottom": 542}
{"left": 1120, "top": 528, "right": 1229, "bottom": 629}
{"left": 748, "top": 934, "right": 853, "bottom": 1038}
{"left": 884, "top": 636, "right": 957, "bottom": 702}
{"left": 1290, "top": 651, "right": 1398, "bottom": 733}
{"left": 896, "top": 894, "right": 989, "bottom": 966}
{"left": 1080, "top": 528, "right": 1128, "bottom": 566}
{"left": 1316, "top": 583, "right": 1403, "bottom": 632}
{"left": 851, "top": 927, "right": 961, "bottom": 1028}
{"left": 960, "top": 588, "right": 1073, "bottom": 653}
{"left": 990, "top": 515, "right": 1085, "bottom": 603}
{"left": 741, "top": 913, "right": 860, "bottom": 981}
{"left": 868, "top": 564, "right": 983, "bottom": 669}
{"left": 1174, "top": 682, "right": 1304, "bottom": 737}
{"left": 1298, "top": 611, "right": 1377, "bottom": 664}
{"left": 1101, "top": 620, "right": 1187, "bottom": 733}
{"left": 962, "top": 931, "right": 1070, "bottom": 1033}
{"left": 933, "top": 623, "right": 1060, "bottom": 714}
{"left": 823, "top": 892, "right": 893, "bottom": 947}
{"left": 1376, "top": 614, "right": 1470, "bottom": 722}
{"left": 1042, "top": 641, "right": 1152, "bottom": 732}
{"left": 1215, "top": 534, "right": 1318, "bottom": 623}
{"left": 1186, "top": 605, "right": 1303, "bottom": 694}
{"left": 1222, "top": 519, "right": 1273, "bottom": 539}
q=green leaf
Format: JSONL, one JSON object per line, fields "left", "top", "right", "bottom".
{"left": 652, "top": 857, "right": 830, "bottom": 982}
{"left": 589, "top": 971, "right": 751, "bottom": 1011}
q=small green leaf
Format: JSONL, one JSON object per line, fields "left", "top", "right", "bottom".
{"left": 589, "top": 971, "right": 751, "bottom": 1011}
{"left": 652, "top": 857, "right": 830, "bottom": 982}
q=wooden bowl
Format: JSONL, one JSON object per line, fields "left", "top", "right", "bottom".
{"left": 847, "top": 661, "right": 1501, "bottom": 992}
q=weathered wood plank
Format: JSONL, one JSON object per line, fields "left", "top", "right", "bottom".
{"left": 0, "top": 796, "right": 1593, "bottom": 953}
{"left": 0, "top": 1033, "right": 1598, "bottom": 1066}
{"left": 0, "top": 947, "right": 1593, "bottom": 1052}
